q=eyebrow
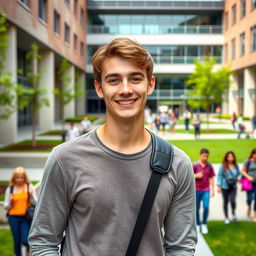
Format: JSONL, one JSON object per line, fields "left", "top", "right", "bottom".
{"left": 103, "top": 72, "right": 145, "bottom": 81}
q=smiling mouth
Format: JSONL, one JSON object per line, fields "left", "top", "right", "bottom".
{"left": 116, "top": 99, "right": 137, "bottom": 105}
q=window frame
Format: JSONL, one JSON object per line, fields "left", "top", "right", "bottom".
{"left": 54, "top": 9, "right": 60, "bottom": 35}
{"left": 232, "top": 38, "right": 236, "bottom": 60}
{"left": 232, "top": 4, "right": 237, "bottom": 25}
{"left": 64, "top": 23, "right": 70, "bottom": 44}
{"left": 39, "top": 0, "right": 47, "bottom": 23}
{"left": 240, "top": 32, "right": 245, "bottom": 56}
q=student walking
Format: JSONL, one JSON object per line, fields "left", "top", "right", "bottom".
{"left": 217, "top": 151, "right": 241, "bottom": 224}
{"left": 4, "top": 167, "right": 37, "bottom": 256}
{"left": 29, "top": 38, "right": 197, "bottom": 255}
{"left": 241, "top": 148, "right": 256, "bottom": 222}
{"left": 183, "top": 109, "right": 192, "bottom": 133}
{"left": 193, "top": 148, "right": 215, "bottom": 234}
{"left": 193, "top": 114, "right": 201, "bottom": 140}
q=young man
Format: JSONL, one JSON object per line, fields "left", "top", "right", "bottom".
{"left": 193, "top": 148, "right": 215, "bottom": 234}
{"left": 29, "top": 38, "right": 197, "bottom": 255}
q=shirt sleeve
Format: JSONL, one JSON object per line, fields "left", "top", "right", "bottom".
{"left": 29, "top": 149, "right": 71, "bottom": 255}
{"left": 164, "top": 157, "right": 197, "bottom": 256}
{"left": 3, "top": 186, "right": 11, "bottom": 211}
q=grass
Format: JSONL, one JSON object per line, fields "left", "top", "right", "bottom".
{"left": 0, "top": 221, "right": 255, "bottom": 256}
{"left": 175, "top": 128, "right": 237, "bottom": 134}
{"left": 0, "top": 140, "right": 62, "bottom": 152}
{"left": 65, "top": 115, "right": 98, "bottom": 123}
{"left": 170, "top": 139, "right": 256, "bottom": 163}
{"left": 204, "top": 221, "right": 256, "bottom": 256}
{"left": 38, "top": 129, "right": 65, "bottom": 136}
{"left": 0, "top": 229, "right": 13, "bottom": 256}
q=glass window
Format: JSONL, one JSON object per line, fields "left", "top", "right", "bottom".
{"left": 225, "top": 12, "right": 228, "bottom": 30}
{"left": 232, "top": 4, "right": 236, "bottom": 25}
{"left": 65, "top": 0, "right": 70, "bottom": 6}
{"left": 80, "top": 9, "right": 84, "bottom": 27}
{"left": 187, "top": 46, "right": 198, "bottom": 56}
{"left": 199, "top": 46, "right": 211, "bottom": 56}
{"left": 39, "top": 0, "right": 47, "bottom": 22}
{"left": 118, "top": 15, "right": 131, "bottom": 34}
{"left": 73, "top": 34, "right": 77, "bottom": 51}
{"left": 241, "top": 0, "right": 246, "bottom": 18}
{"left": 225, "top": 43, "right": 228, "bottom": 62}
{"left": 251, "top": 25, "right": 256, "bottom": 52}
{"left": 80, "top": 42, "right": 84, "bottom": 56}
{"left": 213, "top": 46, "right": 222, "bottom": 57}
{"left": 54, "top": 10, "right": 60, "bottom": 35}
{"left": 240, "top": 32, "right": 245, "bottom": 56}
{"left": 232, "top": 38, "right": 236, "bottom": 59}
{"left": 74, "top": 0, "right": 78, "bottom": 16}
{"left": 130, "top": 15, "right": 143, "bottom": 34}
{"left": 144, "top": 15, "right": 158, "bottom": 34}
{"left": 253, "top": 0, "right": 256, "bottom": 9}
{"left": 65, "top": 23, "right": 70, "bottom": 43}
{"left": 19, "top": 0, "right": 29, "bottom": 7}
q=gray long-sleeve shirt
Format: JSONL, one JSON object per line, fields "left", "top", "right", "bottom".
{"left": 29, "top": 129, "right": 197, "bottom": 255}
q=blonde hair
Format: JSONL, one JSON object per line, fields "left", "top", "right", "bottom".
{"left": 92, "top": 37, "right": 154, "bottom": 83}
{"left": 9, "top": 167, "right": 30, "bottom": 186}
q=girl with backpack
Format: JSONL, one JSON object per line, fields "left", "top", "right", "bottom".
{"left": 217, "top": 151, "right": 241, "bottom": 224}
{"left": 4, "top": 167, "right": 37, "bottom": 256}
{"left": 241, "top": 148, "right": 256, "bottom": 222}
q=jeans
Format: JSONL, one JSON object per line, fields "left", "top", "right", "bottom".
{"left": 8, "top": 215, "right": 30, "bottom": 256}
{"left": 247, "top": 183, "right": 256, "bottom": 211}
{"left": 185, "top": 119, "right": 189, "bottom": 131}
{"left": 196, "top": 190, "right": 210, "bottom": 225}
{"left": 221, "top": 188, "right": 237, "bottom": 218}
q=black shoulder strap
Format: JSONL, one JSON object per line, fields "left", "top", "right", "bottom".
{"left": 246, "top": 158, "right": 251, "bottom": 171}
{"left": 126, "top": 132, "right": 173, "bottom": 256}
{"left": 10, "top": 185, "right": 14, "bottom": 194}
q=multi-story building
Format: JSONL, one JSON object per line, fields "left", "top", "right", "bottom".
{"left": 223, "top": 0, "right": 256, "bottom": 116}
{"left": 86, "top": 0, "right": 224, "bottom": 113}
{"left": 0, "top": 0, "right": 87, "bottom": 143}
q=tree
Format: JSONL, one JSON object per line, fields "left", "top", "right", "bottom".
{"left": 0, "top": 10, "right": 29, "bottom": 119}
{"left": 186, "top": 56, "right": 233, "bottom": 129}
{"left": 25, "top": 43, "right": 49, "bottom": 146}
{"left": 54, "top": 58, "right": 84, "bottom": 129}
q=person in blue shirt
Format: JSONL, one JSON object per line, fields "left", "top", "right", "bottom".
{"left": 217, "top": 151, "right": 241, "bottom": 224}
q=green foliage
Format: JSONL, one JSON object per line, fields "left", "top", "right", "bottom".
{"left": 204, "top": 221, "right": 256, "bottom": 256}
{"left": 65, "top": 115, "right": 98, "bottom": 123}
{"left": 54, "top": 58, "right": 84, "bottom": 127}
{"left": 25, "top": 43, "right": 49, "bottom": 111}
{"left": 0, "top": 10, "right": 29, "bottom": 119}
{"left": 214, "top": 114, "right": 250, "bottom": 120}
{"left": 186, "top": 57, "right": 233, "bottom": 127}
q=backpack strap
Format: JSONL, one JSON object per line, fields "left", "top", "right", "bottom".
{"left": 246, "top": 158, "right": 251, "bottom": 171}
{"left": 126, "top": 132, "right": 173, "bottom": 256}
{"left": 9, "top": 185, "right": 14, "bottom": 194}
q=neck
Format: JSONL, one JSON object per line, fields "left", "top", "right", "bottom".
{"left": 97, "top": 113, "right": 150, "bottom": 154}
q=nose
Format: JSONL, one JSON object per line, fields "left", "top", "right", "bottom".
{"left": 119, "top": 79, "right": 133, "bottom": 95}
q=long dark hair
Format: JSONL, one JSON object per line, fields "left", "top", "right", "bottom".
{"left": 249, "top": 148, "right": 256, "bottom": 159}
{"left": 222, "top": 151, "right": 238, "bottom": 171}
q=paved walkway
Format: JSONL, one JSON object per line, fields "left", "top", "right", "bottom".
{"left": 0, "top": 116, "right": 255, "bottom": 256}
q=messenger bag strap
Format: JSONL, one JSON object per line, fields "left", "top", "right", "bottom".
{"left": 126, "top": 132, "right": 173, "bottom": 256}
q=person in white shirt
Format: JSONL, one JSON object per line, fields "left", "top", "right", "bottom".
{"left": 66, "top": 122, "right": 79, "bottom": 141}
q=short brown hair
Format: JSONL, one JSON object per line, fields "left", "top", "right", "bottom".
{"left": 92, "top": 37, "right": 154, "bottom": 82}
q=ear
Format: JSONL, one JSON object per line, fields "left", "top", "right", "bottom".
{"left": 147, "top": 76, "right": 155, "bottom": 96}
{"left": 94, "top": 80, "right": 104, "bottom": 98}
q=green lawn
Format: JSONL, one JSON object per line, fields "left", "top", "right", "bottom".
{"left": 170, "top": 139, "right": 256, "bottom": 163}
{"left": 175, "top": 128, "right": 237, "bottom": 134}
{"left": 203, "top": 221, "right": 256, "bottom": 256}
{"left": 0, "top": 229, "right": 13, "bottom": 256}
{"left": 0, "top": 140, "right": 62, "bottom": 152}
{"left": 0, "top": 221, "right": 256, "bottom": 256}
{"left": 38, "top": 129, "right": 65, "bottom": 136}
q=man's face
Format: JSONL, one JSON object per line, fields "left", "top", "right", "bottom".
{"left": 94, "top": 57, "right": 155, "bottom": 121}
{"left": 200, "top": 153, "right": 209, "bottom": 163}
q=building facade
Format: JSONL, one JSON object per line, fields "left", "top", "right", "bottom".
{"left": 223, "top": 0, "right": 256, "bottom": 116}
{"left": 86, "top": 0, "right": 224, "bottom": 113}
{"left": 0, "top": 0, "right": 87, "bottom": 143}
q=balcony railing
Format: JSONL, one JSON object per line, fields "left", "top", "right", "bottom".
{"left": 88, "top": 56, "right": 222, "bottom": 65}
{"left": 86, "top": 89, "right": 194, "bottom": 100}
{"left": 88, "top": 25, "right": 222, "bottom": 34}
{"left": 88, "top": 1, "right": 224, "bottom": 11}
